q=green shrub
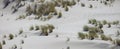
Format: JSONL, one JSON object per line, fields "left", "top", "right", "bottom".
{"left": 92, "top": 19, "right": 97, "bottom": 24}
{"left": 54, "top": 11, "right": 57, "bottom": 15}
{"left": 78, "top": 32, "right": 85, "bottom": 39}
{"left": 41, "top": 26, "right": 48, "bottom": 36}
{"left": 98, "top": 23, "right": 103, "bottom": 29}
{"left": 81, "top": 3, "right": 85, "bottom": 7}
{"left": 102, "top": 20, "right": 107, "bottom": 25}
{"left": 67, "top": 46, "right": 70, "bottom": 49}
{"left": 108, "top": 23, "right": 111, "bottom": 28}
{"left": 88, "top": 19, "right": 92, "bottom": 24}
{"left": 77, "top": 0, "right": 80, "bottom": 2}
{"left": 19, "top": 29, "right": 23, "bottom": 35}
{"left": 12, "top": 45, "right": 17, "bottom": 49}
{"left": 30, "top": 26, "right": 34, "bottom": 30}
{"left": 89, "top": 27, "right": 99, "bottom": 33}
{"left": 58, "top": 12, "right": 62, "bottom": 18}
{"left": 107, "top": 36, "right": 112, "bottom": 41}
{"left": 89, "top": 4, "right": 93, "bottom": 8}
{"left": 113, "top": 21, "right": 119, "bottom": 25}
{"left": 94, "top": 23, "right": 98, "bottom": 26}
{"left": 65, "top": 5, "right": 69, "bottom": 11}
{"left": 116, "top": 39, "right": 120, "bottom": 46}
{"left": 17, "top": 15, "right": 26, "bottom": 20}
{"left": 116, "top": 30, "right": 120, "bottom": 36}
{"left": 83, "top": 25, "right": 89, "bottom": 31}
{"left": 47, "top": 24, "right": 55, "bottom": 33}
{"left": 39, "top": 0, "right": 45, "bottom": 3}
{"left": 35, "top": 25, "right": 39, "bottom": 30}
{"left": 88, "top": 30, "right": 98, "bottom": 40}
{"left": 21, "top": 40, "right": 24, "bottom": 44}
{"left": 66, "top": 38, "right": 70, "bottom": 42}
{"left": 3, "top": 35, "right": 6, "bottom": 38}
{"left": 56, "top": 34, "right": 59, "bottom": 38}
{"left": 99, "top": 29, "right": 104, "bottom": 34}
{"left": 100, "top": 34, "right": 108, "bottom": 41}
{"left": 9, "top": 34, "right": 14, "bottom": 40}
{"left": 47, "top": 14, "right": 53, "bottom": 20}
{"left": 104, "top": 1, "right": 108, "bottom": 5}
{"left": 0, "top": 43, "right": 2, "bottom": 49}
{"left": 26, "top": 5, "right": 33, "bottom": 16}
{"left": 116, "top": 21, "right": 119, "bottom": 25}
{"left": 2, "top": 40, "right": 6, "bottom": 45}
{"left": 49, "top": 3, "right": 56, "bottom": 13}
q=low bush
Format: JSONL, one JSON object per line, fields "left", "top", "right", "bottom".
{"left": 30, "top": 26, "right": 34, "bottom": 30}
{"left": 19, "top": 29, "right": 23, "bottom": 35}
{"left": 108, "top": 23, "right": 111, "bottom": 28}
{"left": 100, "top": 34, "right": 109, "bottom": 41}
{"left": 47, "top": 24, "right": 55, "bottom": 33}
{"left": 88, "top": 30, "right": 98, "bottom": 40}
{"left": 92, "top": 19, "right": 97, "bottom": 24}
{"left": 112, "top": 21, "right": 119, "bottom": 25}
{"left": 67, "top": 46, "right": 70, "bottom": 49}
{"left": 78, "top": 32, "right": 85, "bottom": 39}
{"left": 2, "top": 40, "right": 6, "bottom": 45}
{"left": 21, "top": 40, "right": 24, "bottom": 44}
{"left": 35, "top": 25, "right": 40, "bottom": 30}
{"left": 41, "top": 26, "right": 48, "bottom": 36}
{"left": 9, "top": 34, "right": 14, "bottom": 40}
{"left": 16, "top": 15, "right": 26, "bottom": 20}
{"left": 116, "top": 30, "right": 120, "bottom": 36}
{"left": 98, "top": 23, "right": 103, "bottom": 29}
{"left": 83, "top": 25, "right": 89, "bottom": 31}
{"left": 0, "top": 42, "right": 2, "bottom": 49}
{"left": 89, "top": 4, "right": 93, "bottom": 8}
{"left": 81, "top": 3, "right": 85, "bottom": 7}
{"left": 65, "top": 5, "right": 69, "bottom": 11}
{"left": 88, "top": 19, "right": 92, "bottom": 24}
{"left": 102, "top": 20, "right": 107, "bottom": 25}
{"left": 116, "top": 39, "right": 120, "bottom": 46}
{"left": 113, "top": 39, "right": 120, "bottom": 46}
{"left": 58, "top": 12, "right": 62, "bottom": 18}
